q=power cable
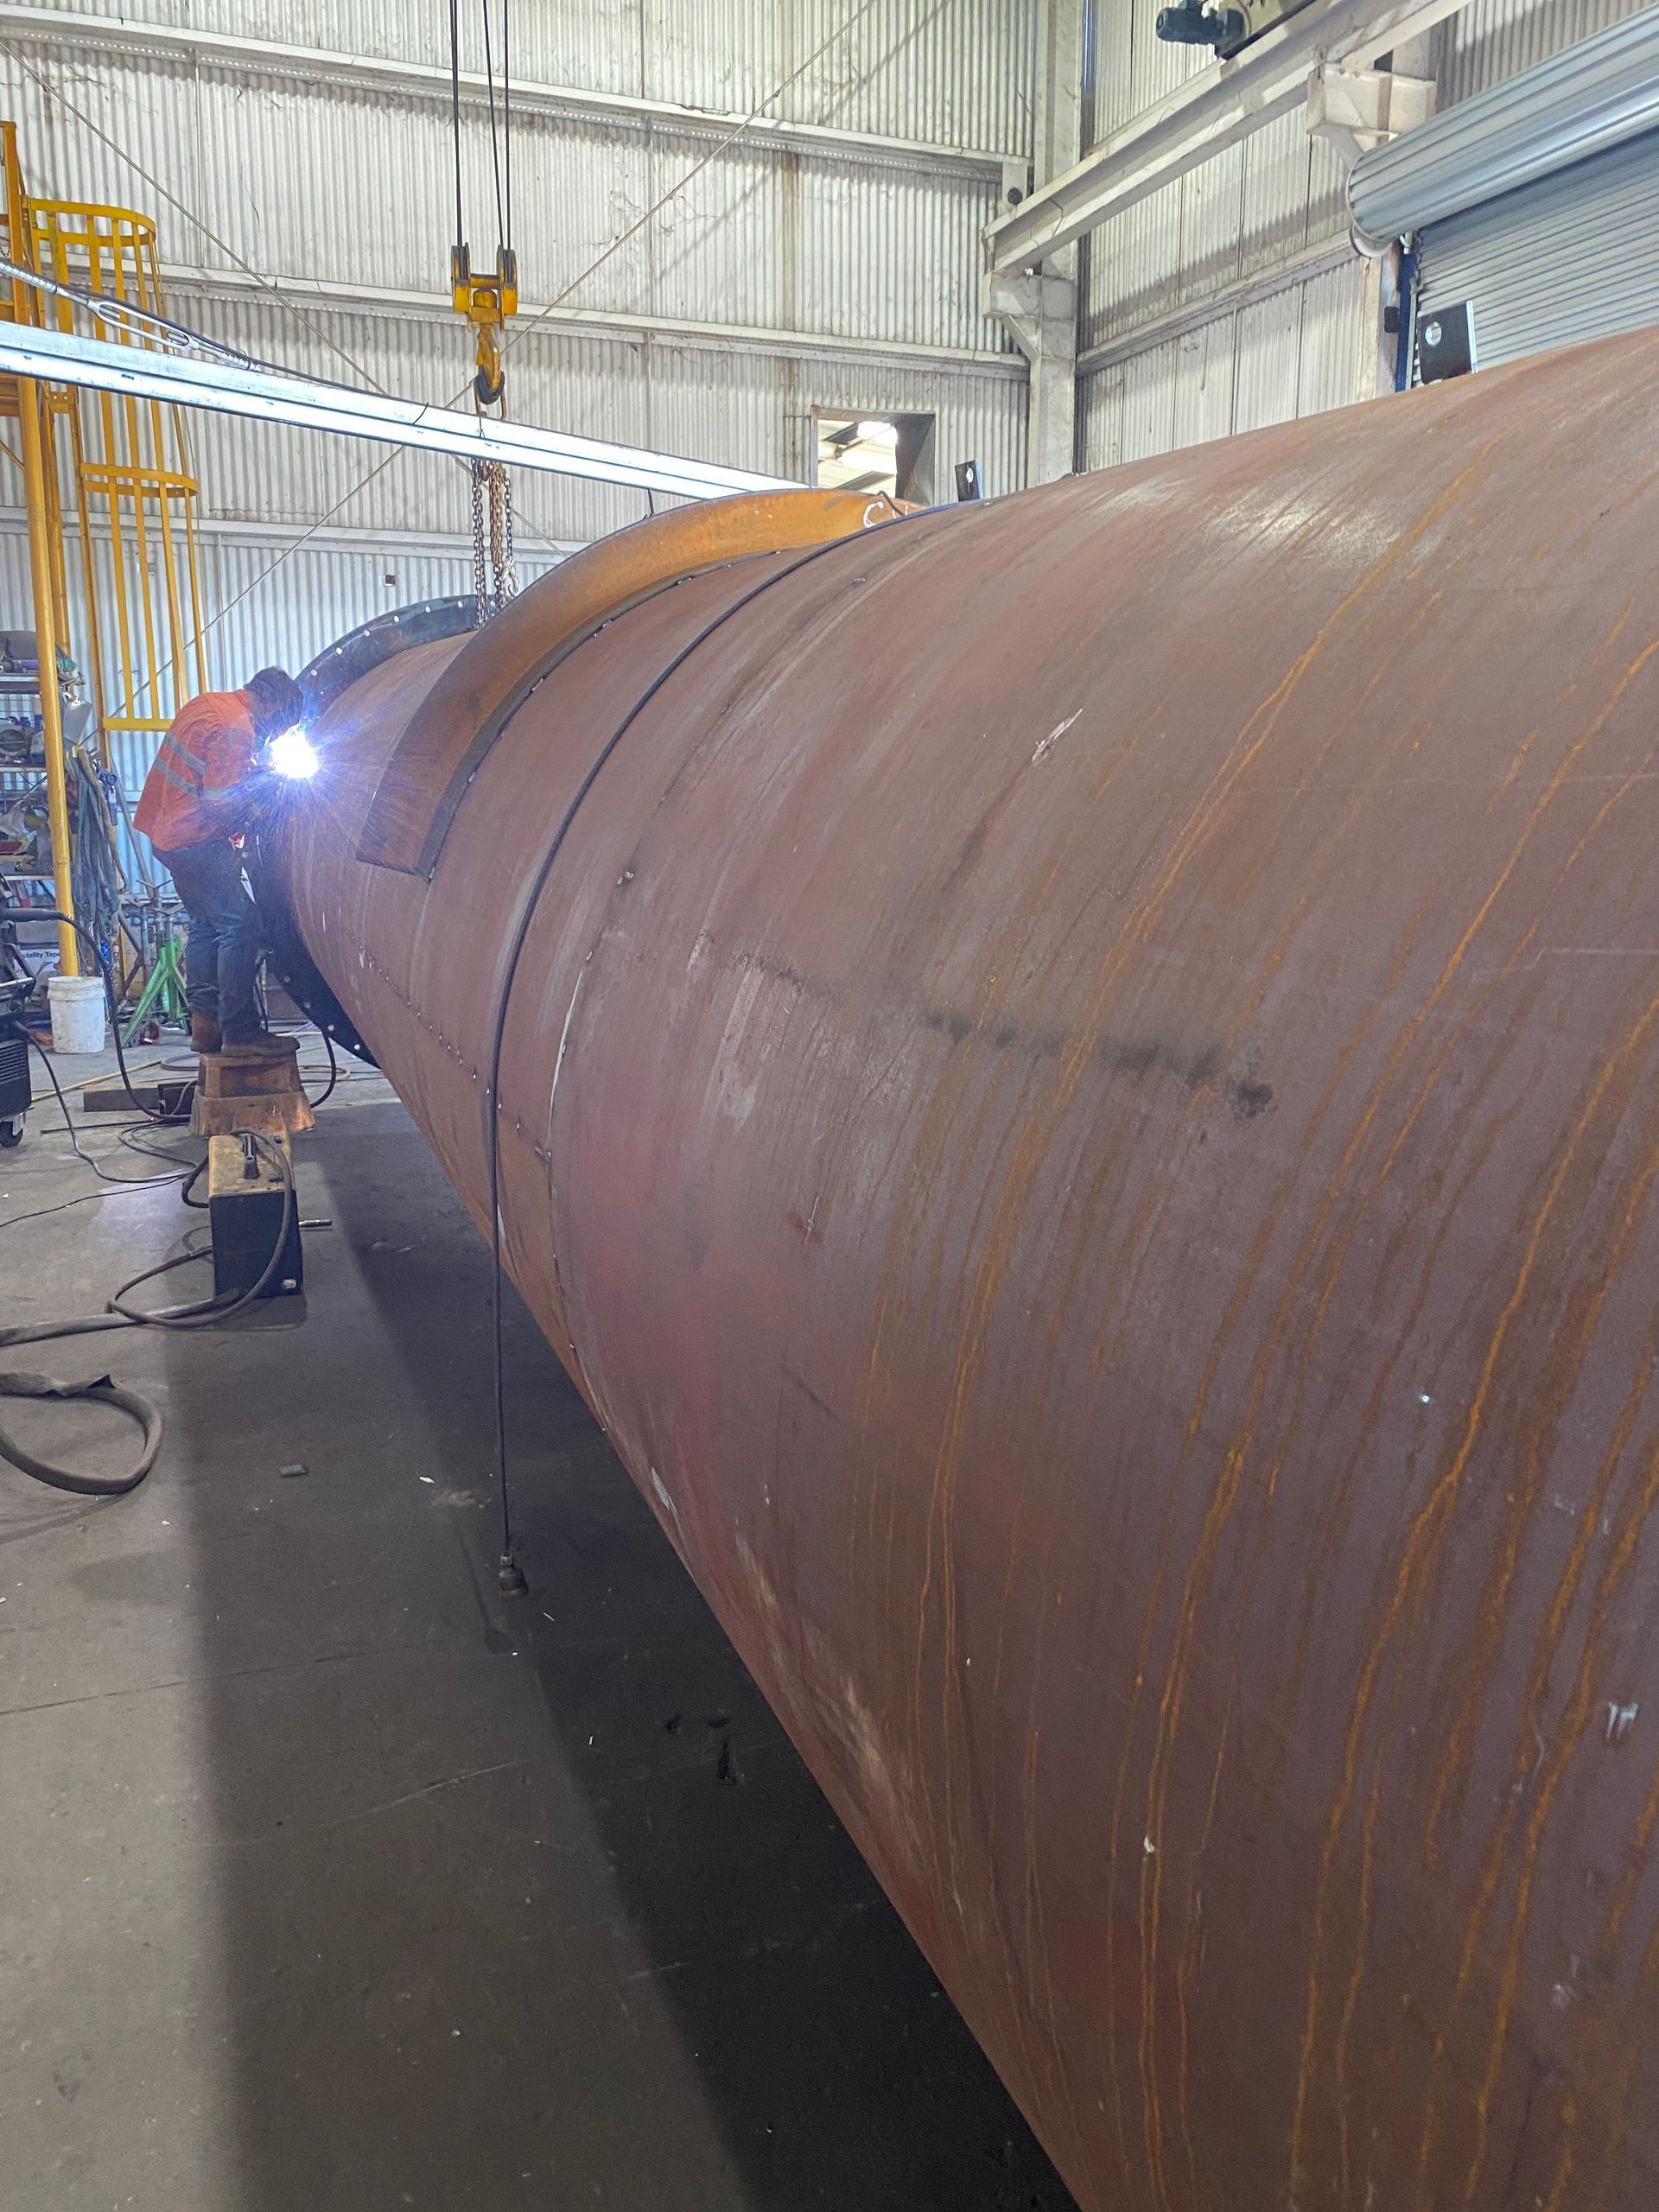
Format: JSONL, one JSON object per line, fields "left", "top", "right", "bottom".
{"left": 0, "top": 1132, "right": 292, "bottom": 1343}
{"left": 26, "top": 1035, "right": 188, "bottom": 1185}
{"left": 0, "top": 1371, "right": 161, "bottom": 1495}
{"left": 0, "top": 1184, "right": 164, "bottom": 1238}
{"left": 302, "top": 1023, "right": 340, "bottom": 1109}
{"left": 107, "top": 1134, "right": 294, "bottom": 1328}
{"left": 118, "top": 1124, "right": 201, "bottom": 1173}
{"left": 22, "top": 911, "right": 180, "bottom": 1122}
{"left": 0, "top": 1129, "right": 296, "bottom": 1496}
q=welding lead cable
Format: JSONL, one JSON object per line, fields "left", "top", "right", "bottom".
{"left": 0, "top": 1370, "right": 162, "bottom": 1494}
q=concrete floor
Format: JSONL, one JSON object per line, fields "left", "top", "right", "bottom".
{"left": 1, "top": 1040, "right": 1071, "bottom": 2212}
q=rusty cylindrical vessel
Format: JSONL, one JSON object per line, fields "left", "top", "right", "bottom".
{"left": 271, "top": 336, "right": 1659, "bottom": 2212}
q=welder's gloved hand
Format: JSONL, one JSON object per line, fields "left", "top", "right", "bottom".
{"left": 245, "top": 770, "right": 287, "bottom": 824}
{"left": 211, "top": 769, "right": 282, "bottom": 838}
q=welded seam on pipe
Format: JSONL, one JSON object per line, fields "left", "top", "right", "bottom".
{"left": 375, "top": 490, "right": 915, "bottom": 878}
{"left": 406, "top": 562, "right": 794, "bottom": 879}
{"left": 480, "top": 500, "right": 985, "bottom": 1419}
{"left": 479, "top": 513, "right": 939, "bottom": 1509}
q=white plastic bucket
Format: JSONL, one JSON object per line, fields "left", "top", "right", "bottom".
{"left": 48, "top": 973, "right": 106, "bottom": 1055}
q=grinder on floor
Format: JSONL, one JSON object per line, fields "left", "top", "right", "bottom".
{"left": 133, "top": 664, "right": 306, "bottom": 1063}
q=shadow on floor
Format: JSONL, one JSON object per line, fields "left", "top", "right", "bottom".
{"left": 167, "top": 1098, "right": 1073, "bottom": 2212}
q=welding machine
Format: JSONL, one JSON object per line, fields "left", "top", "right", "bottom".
{"left": 0, "top": 973, "right": 30, "bottom": 1147}
{"left": 207, "top": 1131, "right": 303, "bottom": 1298}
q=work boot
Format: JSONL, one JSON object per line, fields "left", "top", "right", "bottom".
{"left": 190, "top": 1014, "right": 222, "bottom": 1055}
{"left": 219, "top": 1032, "right": 298, "bottom": 1065}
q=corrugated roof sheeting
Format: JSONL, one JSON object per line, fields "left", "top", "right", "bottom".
{"left": 1291, "top": 258, "right": 1370, "bottom": 412}
{"left": 1077, "top": 257, "right": 1369, "bottom": 469}
{"left": 191, "top": 535, "right": 542, "bottom": 715}
{"left": 1089, "top": 0, "right": 1210, "bottom": 138}
{"left": 622, "top": 0, "right": 1033, "bottom": 154}
{"left": 1232, "top": 280, "right": 1306, "bottom": 430}
{"left": 38, "top": 0, "right": 1035, "bottom": 155}
{"left": 1072, "top": 0, "right": 1637, "bottom": 475}
{"left": 1077, "top": 0, "right": 1644, "bottom": 323}
{"left": 0, "top": 40, "right": 203, "bottom": 241}
{"left": 1074, "top": 0, "right": 1649, "bottom": 483}
{"left": 0, "top": 0, "right": 1029, "bottom": 897}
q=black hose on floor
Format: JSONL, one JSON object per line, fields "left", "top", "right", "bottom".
{"left": 0, "top": 1370, "right": 162, "bottom": 1495}
{"left": 0, "top": 1134, "right": 296, "bottom": 1494}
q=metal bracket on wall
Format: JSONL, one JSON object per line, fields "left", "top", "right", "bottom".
{"left": 1307, "top": 60, "right": 1435, "bottom": 169}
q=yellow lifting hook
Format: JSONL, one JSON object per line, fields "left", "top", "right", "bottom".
{"left": 451, "top": 242, "right": 518, "bottom": 410}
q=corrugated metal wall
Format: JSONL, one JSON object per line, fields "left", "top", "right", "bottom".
{"left": 1077, "top": 257, "right": 1372, "bottom": 467}
{"left": 0, "top": 0, "right": 1030, "bottom": 806}
{"left": 41, "top": 0, "right": 1036, "bottom": 155}
{"left": 1436, "top": 0, "right": 1655, "bottom": 105}
{"left": 1075, "top": 0, "right": 1646, "bottom": 472}
{"left": 1076, "top": 0, "right": 1359, "bottom": 471}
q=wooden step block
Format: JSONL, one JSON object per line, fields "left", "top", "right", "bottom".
{"left": 191, "top": 1047, "right": 315, "bottom": 1136}
{"left": 195, "top": 1045, "right": 300, "bottom": 1098}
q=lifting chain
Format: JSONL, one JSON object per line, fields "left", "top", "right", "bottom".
{"left": 469, "top": 456, "right": 518, "bottom": 627}
{"left": 470, "top": 457, "right": 488, "bottom": 620}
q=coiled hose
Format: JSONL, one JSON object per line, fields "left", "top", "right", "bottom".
{"left": 0, "top": 1130, "right": 296, "bottom": 1497}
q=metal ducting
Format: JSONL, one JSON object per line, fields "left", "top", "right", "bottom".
{"left": 1349, "top": 3, "right": 1659, "bottom": 247}
{"left": 269, "top": 332, "right": 1659, "bottom": 2212}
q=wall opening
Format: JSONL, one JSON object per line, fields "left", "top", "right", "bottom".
{"left": 811, "top": 410, "right": 936, "bottom": 504}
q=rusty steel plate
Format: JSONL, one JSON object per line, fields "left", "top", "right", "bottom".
{"left": 275, "top": 329, "right": 1659, "bottom": 2212}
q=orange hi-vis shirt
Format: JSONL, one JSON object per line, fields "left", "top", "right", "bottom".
{"left": 133, "top": 688, "right": 258, "bottom": 851}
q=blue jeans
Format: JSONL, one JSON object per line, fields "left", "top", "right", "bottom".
{"left": 157, "top": 840, "right": 263, "bottom": 1043}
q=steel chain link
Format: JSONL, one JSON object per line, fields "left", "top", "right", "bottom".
{"left": 469, "top": 457, "right": 518, "bottom": 626}
{"left": 470, "top": 459, "right": 490, "bottom": 626}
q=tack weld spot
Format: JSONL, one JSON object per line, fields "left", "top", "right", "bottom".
{"left": 648, "top": 1465, "right": 681, "bottom": 1529}
{"left": 1033, "top": 711, "right": 1080, "bottom": 765}
{"left": 1605, "top": 1700, "right": 1637, "bottom": 1748}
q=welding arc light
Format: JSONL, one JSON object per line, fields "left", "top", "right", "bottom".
{"left": 268, "top": 727, "right": 320, "bottom": 781}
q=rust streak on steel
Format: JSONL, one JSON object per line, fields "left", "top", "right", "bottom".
{"left": 272, "top": 332, "right": 1659, "bottom": 2212}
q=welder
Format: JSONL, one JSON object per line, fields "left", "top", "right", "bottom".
{"left": 132, "top": 666, "right": 305, "bottom": 1061}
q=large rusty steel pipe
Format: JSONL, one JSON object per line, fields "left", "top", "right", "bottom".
{"left": 274, "top": 334, "right": 1659, "bottom": 2212}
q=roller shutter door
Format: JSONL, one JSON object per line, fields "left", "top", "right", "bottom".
{"left": 1346, "top": 6, "right": 1659, "bottom": 379}
{"left": 1414, "top": 124, "right": 1659, "bottom": 373}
